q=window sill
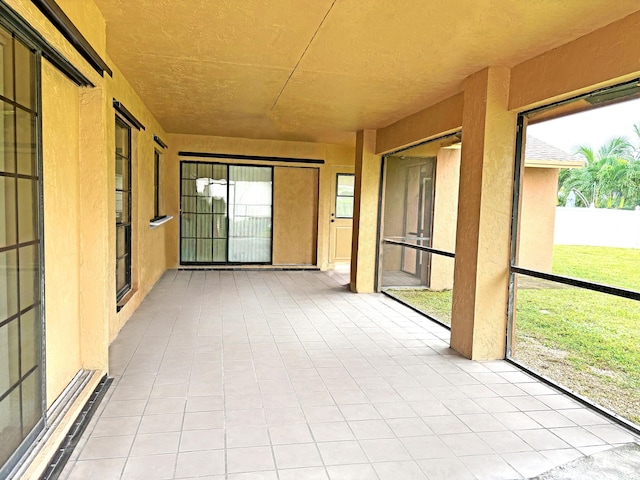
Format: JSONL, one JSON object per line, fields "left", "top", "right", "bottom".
{"left": 116, "top": 289, "right": 135, "bottom": 312}
{"left": 149, "top": 215, "right": 173, "bottom": 229}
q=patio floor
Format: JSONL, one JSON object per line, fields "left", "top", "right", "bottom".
{"left": 61, "top": 270, "right": 639, "bottom": 480}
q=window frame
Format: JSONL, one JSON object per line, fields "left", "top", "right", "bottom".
{"left": 115, "top": 115, "right": 132, "bottom": 303}
{"left": 506, "top": 79, "right": 640, "bottom": 435}
{"left": 334, "top": 173, "right": 355, "bottom": 219}
{"left": 0, "top": 24, "right": 45, "bottom": 479}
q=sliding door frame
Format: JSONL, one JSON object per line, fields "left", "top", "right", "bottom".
{"left": 179, "top": 160, "right": 274, "bottom": 266}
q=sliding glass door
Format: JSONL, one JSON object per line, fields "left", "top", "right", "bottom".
{"left": 0, "top": 27, "right": 44, "bottom": 477}
{"left": 180, "top": 162, "right": 272, "bottom": 264}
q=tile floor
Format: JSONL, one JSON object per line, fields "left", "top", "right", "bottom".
{"left": 61, "top": 270, "right": 639, "bottom": 480}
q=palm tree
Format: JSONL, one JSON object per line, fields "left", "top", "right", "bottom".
{"left": 559, "top": 135, "right": 640, "bottom": 209}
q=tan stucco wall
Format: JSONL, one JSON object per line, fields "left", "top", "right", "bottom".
{"left": 164, "top": 134, "right": 354, "bottom": 270}
{"left": 518, "top": 167, "right": 559, "bottom": 272}
{"left": 450, "top": 67, "right": 516, "bottom": 360}
{"left": 350, "top": 130, "right": 380, "bottom": 293}
{"left": 510, "top": 10, "right": 640, "bottom": 111}
{"left": 273, "top": 167, "right": 319, "bottom": 265}
{"left": 376, "top": 93, "right": 463, "bottom": 155}
{"left": 430, "top": 148, "right": 461, "bottom": 290}
{"left": 41, "top": 61, "right": 81, "bottom": 406}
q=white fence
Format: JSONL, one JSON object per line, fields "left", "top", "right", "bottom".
{"left": 554, "top": 207, "right": 640, "bottom": 248}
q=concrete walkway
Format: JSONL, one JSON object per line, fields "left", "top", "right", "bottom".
{"left": 61, "top": 270, "right": 639, "bottom": 479}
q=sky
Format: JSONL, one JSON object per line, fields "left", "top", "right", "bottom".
{"left": 527, "top": 97, "right": 640, "bottom": 154}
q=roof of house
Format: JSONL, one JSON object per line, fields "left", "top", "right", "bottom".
{"left": 525, "top": 136, "right": 585, "bottom": 168}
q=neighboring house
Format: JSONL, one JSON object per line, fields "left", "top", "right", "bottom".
{"left": 381, "top": 136, "right": 583, "bottom": 289}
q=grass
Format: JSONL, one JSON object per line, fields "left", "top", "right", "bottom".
{"left": 389, "top": 288, "right": 452, "bottom": 325}
{"left": 387, "top": 245, "right": 640, "bottom": 424}
{"left": 551, "top": 245, "right": 640, "bottom": 291}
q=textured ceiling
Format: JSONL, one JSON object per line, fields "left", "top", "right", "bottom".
{"left": 93, "top": 0, "right": 640, "bottom": 145}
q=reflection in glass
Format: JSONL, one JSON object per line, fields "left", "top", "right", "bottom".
{"left": 20, "top": 307, "right": 39, "bottom": 375}
{"left": 0, "top": 26, "right": 15, "bottom": 102}
{"left": 0, "top": 25, "right": 42, "bottom": 472}
{"left": 21, "top": 369, "right": 42, "bottom": 433}
{"left": 16, "top": 109, "right": 35, "bottom": 175}
{"left": 17, "top": 178, "right": 36, "bottom": 243}
{"left": 19, "top": 244, "right": 39, "bottom": 309}
{"left": 0, "top": 319, "right": 20, "bottom": 392}
{"left": 0, "top": 176, "right": 16, "bottom": 248}
{"left": 0, "top": 102, "right": 15, "bottom": 174}
{"left": 335, "top": 174, "right": 354, "bottom": 219}
{"left": 0, "top": 388, "right": 21, "bottom": 467}
{"left": 0, "top": 249, "right": 18, "bottom": 320}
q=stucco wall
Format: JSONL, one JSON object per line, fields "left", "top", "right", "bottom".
{"left": 518, "top": 167, "right": 558, "bottom": 271}
{"left": 430, "top": 147, "right": 461, "bottom": 290}
{"left": 41, "top": 61, "right": 81, "bottom": 406}
{"left": 555, "top": 207, "right": 640, "bottom": 249}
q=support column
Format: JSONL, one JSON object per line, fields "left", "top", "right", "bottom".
{"left": 350, "top": 130, "right": 381, "bottom": 293}
{"left": 78, "top": 86, "right": 110, "bottom": 371}
{"left": 450, "top": 67, "right": 517, "bottom": 360}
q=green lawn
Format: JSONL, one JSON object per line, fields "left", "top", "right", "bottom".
{"left": 387, "top": 245, "right": 640, "bottom": 424}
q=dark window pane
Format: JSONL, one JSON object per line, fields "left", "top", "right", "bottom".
{"left": 198, "top": 163, "right": 213, "bottom": 179}
{"left": 0, "top": 318, "right": 20, "bottom": 394}
{"left": 0, "top": 176, "right": 16, "bottom": 248}
{"left": 115, "top": 121, "right": 129, "bottom": 158}
{"left": 0, "top": 388, "right": 21, "bottom": 467}
{"left": 212, "top": 196, "right": 226, "bottom": 214}
{"left": 0, "top": 102, "right": 15, "bottom": 173}
{"left": 181, "top": 239, "right": 195, "bottom": 262}
{"left": 16, "top": 109, "right": 35, "bottom": 176}
{"left": 116, "top": 192, "right": 129, "bottom": 224}
{"left": 20, "top": 307, "right": 40, "bottom": 375}
{"left": 0, "top": 249, "right": 18, "bottom": 320}
{"left": 116, "top": 226, "right": 126, "bottom": 258}
{"left": 213, "top": 214, "right": 227, "bottom": 238}
{"left": 181, "top": 213, "right": 196, "bottom": 238}
{"left": 197, "top": 214, "right": 213, "bottom": 238}
{"left": 182, "top": 178, "right": 196, "bottom": 196}
{"left": 182, "top": 162, "right": 197, "bottom": 179}
{"left": 212, "top": 164, "right": 227, "bottom": 181}
{"left": 116, "top": 257, "right": 127, "bottom": 294}
{"left": 21, "top": 368, "right": 42, "bottom": 434}
{"left": 196, "top": 194, "right": 212, "bottom": 213}
{"left": 14, "top": 39, "right": 34, "bottom": 111}
{"left": 115, "top": 156, "right": 128, "bottom": 191}
{"left": 213, "top": 239, "right": 226, "bottom": 262}
{"left": 0, "top": 27, "right": 15, "bottom": 102}
{"left": 19, "top": 244, "right": 39, "bottom": 310}
{"left": 182, "top": 196, "right": 196, "bottom": 213}
{"left": 196, "top": 239, "right": 213, "bottom": 262}
{"left": 17, "top": 179, "right": 37, "bottom": 243}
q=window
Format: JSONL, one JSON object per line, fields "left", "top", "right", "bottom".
{"left": 378, "top": 133, "right": 461, "bottom": 327}
{"left": 509, "top": 80, "right": 640, "bottom": 427}
{"left": 115, "top": 117, "right": 132, "bottom": 302}
{"left": 0, "top": 25, "right": 44, "bottom": 477}
{"left": 180, "top": 162, "right": 273, "bottom": 264}
{"left": 335, "top": 173, "right": 354, "bottom": 218}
